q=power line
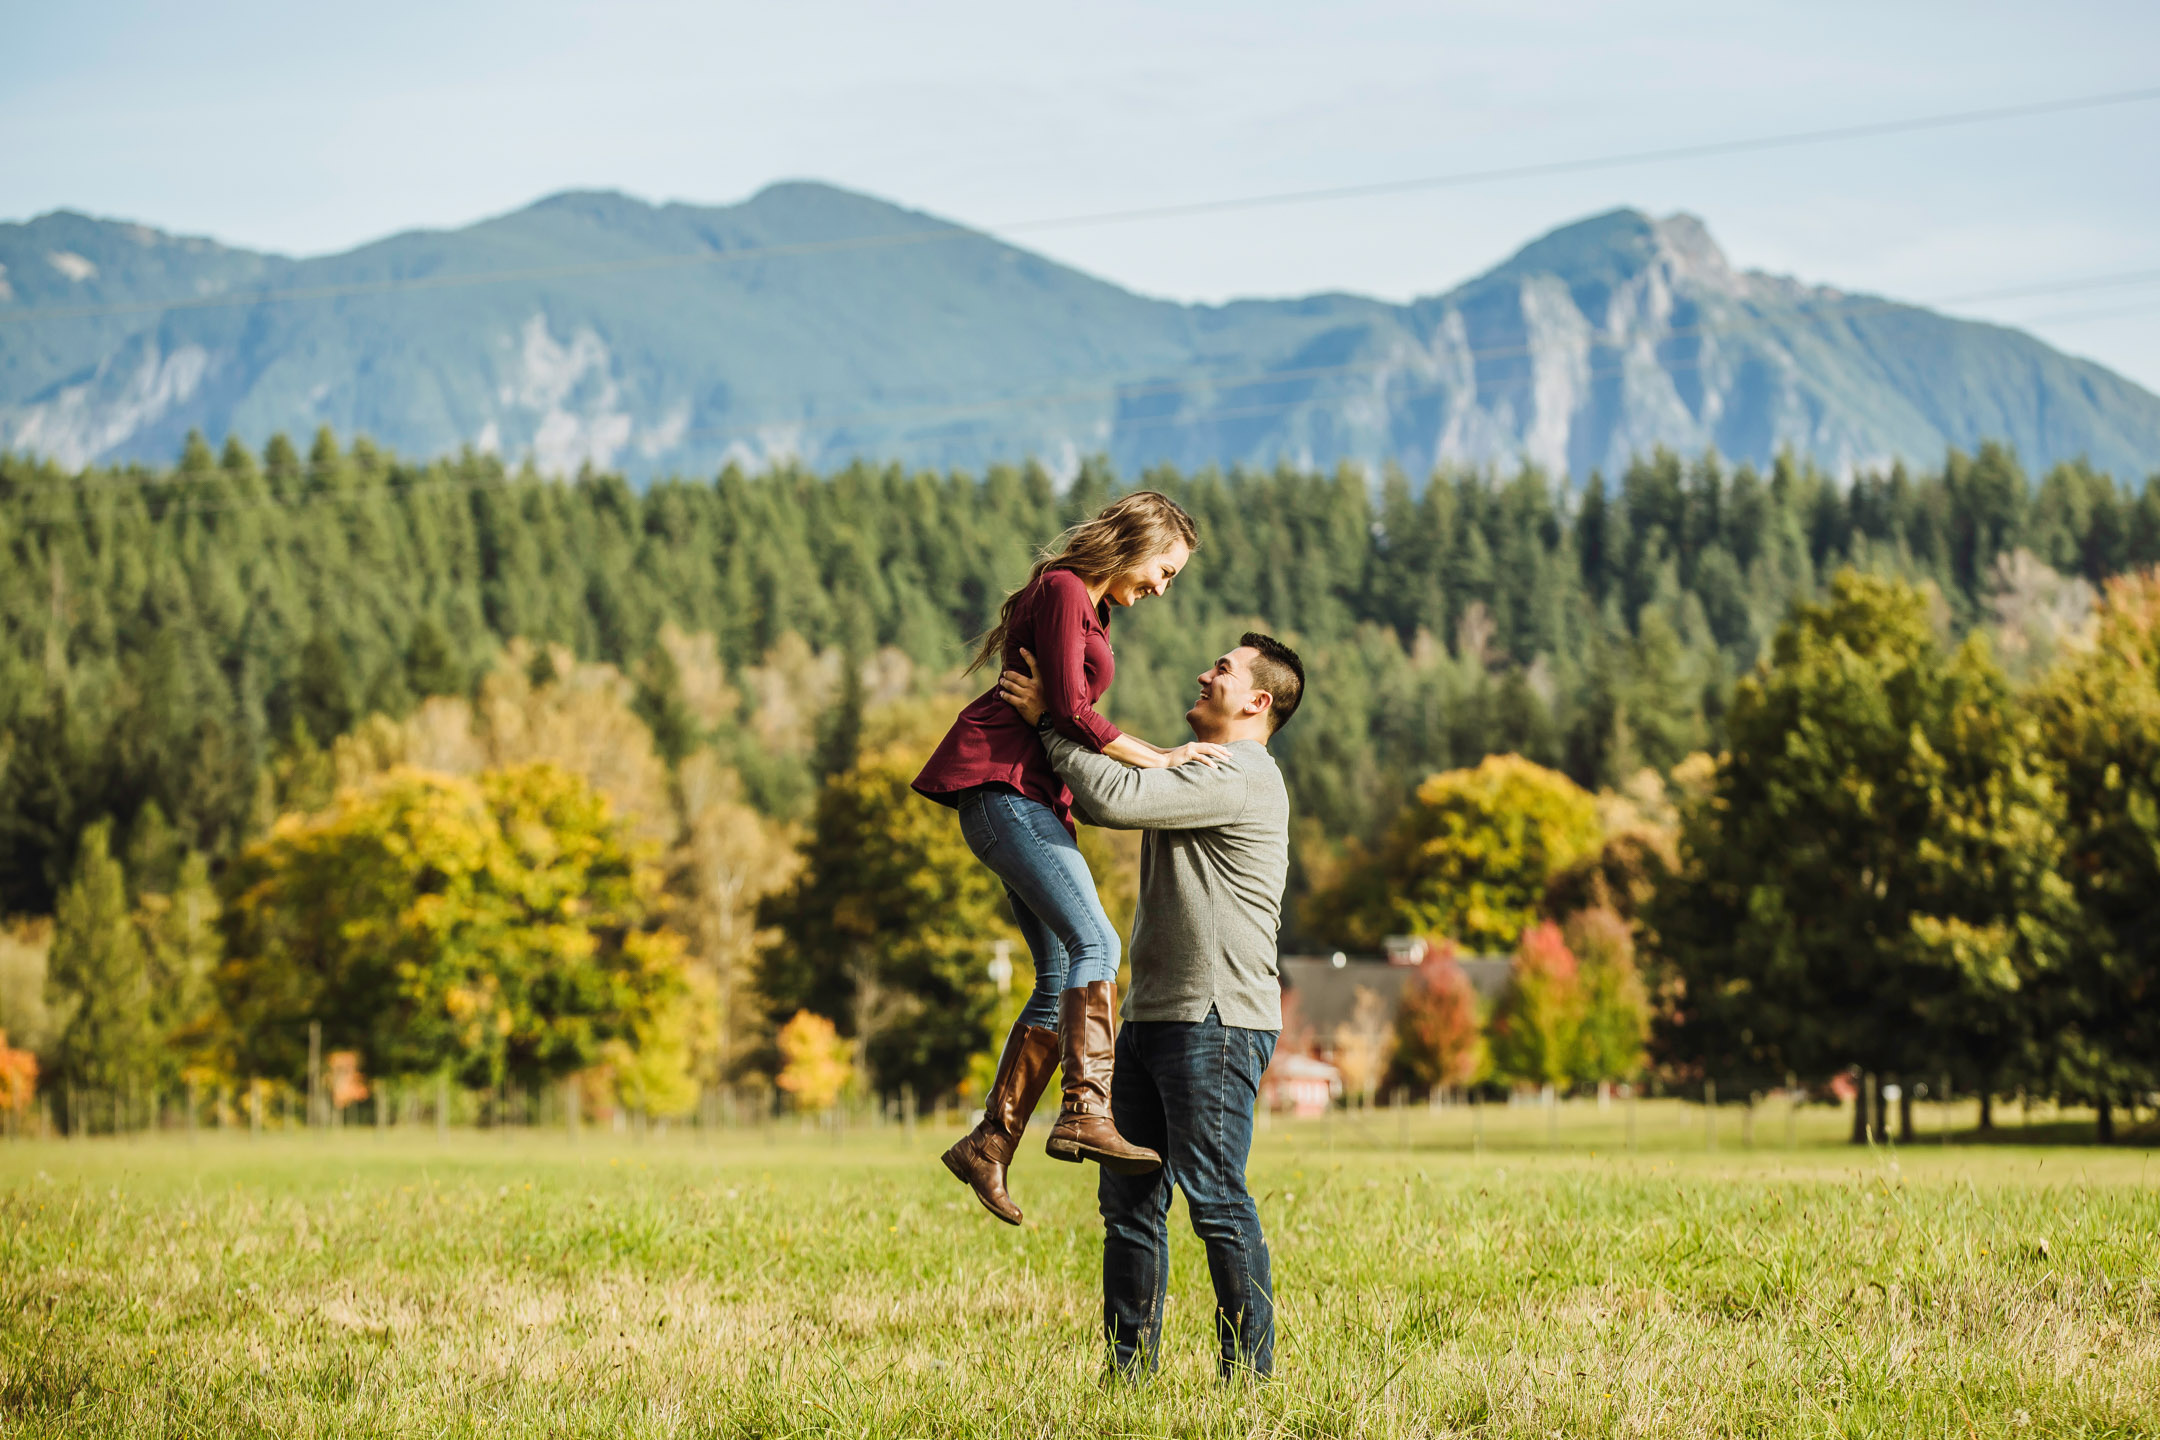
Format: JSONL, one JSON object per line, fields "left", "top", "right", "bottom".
{"left": 4, "top": 83, "right": 2157, "bottom": 328}
{"left": 2014, "top": 296, "right": 2160, "bottom": 329}
{"left": 991, "top": 85, "right": 2160, "bottom": 234}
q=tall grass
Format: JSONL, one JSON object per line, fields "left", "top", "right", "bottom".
{"left": 2, "top": 1103, "right": 2154, "bottom": 1437}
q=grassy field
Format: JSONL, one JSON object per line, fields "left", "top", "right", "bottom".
{"left": 2, "top": 1101, "right": 2155, "bottom": 1438}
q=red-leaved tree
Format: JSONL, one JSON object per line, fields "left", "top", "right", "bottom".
{"left": 1489, "top": 922, "right": 1585, "bottom": 1089}
{"left": 1386, "top": 939, "right": 1489, "bottom": 1095}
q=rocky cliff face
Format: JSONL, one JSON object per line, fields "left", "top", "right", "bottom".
{"left": 1113, "top": 208, "right": 2160, "bottom": 482}
{"left": 4, "top": 187, "right": 2157, "bottom": 483}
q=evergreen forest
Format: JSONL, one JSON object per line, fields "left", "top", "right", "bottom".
{"left": 3, "top": 429, "right": 2157, "bottom": 1129}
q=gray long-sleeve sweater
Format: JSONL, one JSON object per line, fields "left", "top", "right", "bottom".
{"left": 1042, "top": 728, "right": 1289, "bottom": 1030}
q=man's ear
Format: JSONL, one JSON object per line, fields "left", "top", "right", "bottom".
{"left": 1246, "top": 690, "right": 1274, "bottom": 719}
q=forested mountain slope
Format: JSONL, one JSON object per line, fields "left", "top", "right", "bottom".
{"left": 5, "top": 432, "right": 2154, "bottom": 921}
{"left": 6, "top": 185, "right": 2159, "bottom": 481}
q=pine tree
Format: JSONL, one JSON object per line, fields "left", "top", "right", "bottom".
{"left": 291, "top": 629, "right": 357, "bottom": 746}
{"left": 137, "top": 848, "right": 222, "bottom": 1087}
{"left": 813, "top": 653, "right": 865, "bottom": 780}
{"left": 404, "top": 616, "right": 465, "bottom": 700}
{"left": 47, "top": 822, "right": 156, "bottom": 1118}
{"left": 632, "top": 639, "right": 700, "bottom": 767}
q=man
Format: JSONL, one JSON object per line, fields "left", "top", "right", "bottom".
{"left": 999, "top": 630, "right": 1304, "bottom": 1380}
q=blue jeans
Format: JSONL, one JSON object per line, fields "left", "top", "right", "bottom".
{"left": 956, "top": 788, "right": 1121, "bottom": 1030}
{"left": 1099, "top": 1010, "right": 1279, "bottom": 1378}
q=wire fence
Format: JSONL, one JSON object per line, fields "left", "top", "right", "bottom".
{"left": 3, "top": 1078, "right": 2141, "bottom": 1151}
{"left": 0, "top": 1077, "right": 964, "bottom": 1145}
{"left": 1359, "top": 1083, "right": 2156, "bottom": 1151}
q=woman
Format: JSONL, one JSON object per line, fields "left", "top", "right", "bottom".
{"left": 914, "top": 491, "right": 1225, "bottom": 1225}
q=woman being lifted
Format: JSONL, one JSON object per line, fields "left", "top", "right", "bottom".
{"left": 914, "top": 491, "right": 1226, "bottom": 1224}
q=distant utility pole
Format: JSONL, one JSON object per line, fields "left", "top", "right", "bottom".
{"left": 307, "top": 1022, "right": 323, "bottom": 1130}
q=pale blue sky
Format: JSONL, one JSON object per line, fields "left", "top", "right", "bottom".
{"left": 7, "top": 0, "right": 2159, "bottom": 387}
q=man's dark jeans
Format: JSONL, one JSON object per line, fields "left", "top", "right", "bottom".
{"left": 1099, "top": 1009, "right": 1279, "bottom": 1378}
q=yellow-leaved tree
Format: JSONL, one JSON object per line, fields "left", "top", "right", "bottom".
{"left": 329, "top": 633, "right": 802, "bottom": 1104}
{"left": 674, "top": 752, "right": 800, "bottom": 1083}
{"left": 222, "top": 763, "right": 691, "bottom": 1098}
{"left": 1305, "top": 754, "right": 1602, "bottom": 953}
{"left": 774, "top": 1010, "right": 852, "bottom": 1111}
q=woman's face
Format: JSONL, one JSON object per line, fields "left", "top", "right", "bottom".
{"left": 1105, "top": 539, "right": 1192, "bottom": 607}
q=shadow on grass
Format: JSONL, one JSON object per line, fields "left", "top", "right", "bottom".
{"left": 0, "top": 1332, "right": 98, "bottom": 1418}
{"left": 1917, "top": 1119, "right": 2160, "bottom": 1147}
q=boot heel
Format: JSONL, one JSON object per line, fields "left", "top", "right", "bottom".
{"left": 1091, "top": 1147, "right": 1163, "bottom": 1176}
{"left": 1046, "top": 1129, "right": 1161, "bottom": 1172}
{"left": 940, "top": 1023, "right": 1059, "bottom": 1225}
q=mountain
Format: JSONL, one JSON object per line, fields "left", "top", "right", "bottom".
{"left": 5, "top": 183, "right": 2159, "bottom": 482}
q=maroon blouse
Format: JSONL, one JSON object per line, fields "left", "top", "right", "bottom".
{"left": 913, "top": 568, "right": 1124, "bottom": 830}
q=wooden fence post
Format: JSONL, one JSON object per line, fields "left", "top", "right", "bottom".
{"left": 306, "top": 1022, "right": 322, "bottom": 1130}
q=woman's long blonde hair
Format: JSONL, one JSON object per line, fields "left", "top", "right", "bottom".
{"left": 968, "top": 491, "right": 1199, "bottom": 673}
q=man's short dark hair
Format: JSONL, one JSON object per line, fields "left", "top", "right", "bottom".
{"left": 1240, "top": 632, "right": 1305, "bottom": 734}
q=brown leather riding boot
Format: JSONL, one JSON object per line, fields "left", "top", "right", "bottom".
{"left": 940, "top": 1021, "right": 1059, "bottom": 1225}
{"left": 1045, "top": 981, "right": 1162, "bottom": 1174}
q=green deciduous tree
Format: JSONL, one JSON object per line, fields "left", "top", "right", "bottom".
{"left": 2028, "top": 567, "right": 2160, "bottom": 1139}
{"left": 0, "top": 919, "right": 54, "bottom": 1061}
{"left": 758, "top": 742, "right": 1016, "bottom": 1100}
{"left": 1653, "top": 572, "right": 2069, "bottom": 1136}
